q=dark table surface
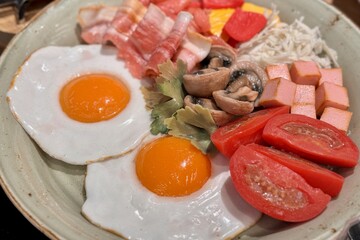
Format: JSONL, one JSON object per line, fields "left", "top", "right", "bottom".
{"left": 1, "top": 0, "right": 359, "bottom": 239}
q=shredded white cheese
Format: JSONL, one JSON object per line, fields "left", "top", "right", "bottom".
{"left": 237, "top": 6, "right": 338, "bottom": 68}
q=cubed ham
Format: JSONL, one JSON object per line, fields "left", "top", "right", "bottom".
{"left": 320, "top": 107, "right": 352, "bottom": 132}
{"left": 318, "top": 68, "right": 343, "bottom": 86}
{"left": 266, "top": 64, "right": 291, "bottom": 81}
{"left": 291, "top": 84, "right": 316, "bottom": 118}
{"left": 291, "top": 104, "right": 316, "bottom": 119}
{"left": 315, "top": 82, "right": 349, "bottom": 115}
{"left": 290, "top": 61, "right": 321, "bottom": 85}
{"left": 259, "top": 77, "right": 297, "bottom": 107}
{"left": 293, "top": 84, "right": 315, "bottom": 105}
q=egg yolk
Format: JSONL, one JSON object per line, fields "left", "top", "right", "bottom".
{"left": 135, "top": 136, "right": 211, "bottom": 197}
{"left": 59, "top": 74, "right": 130, "bottom": 123}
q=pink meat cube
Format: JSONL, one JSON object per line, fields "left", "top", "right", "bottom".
{"left": 318, "top": 68, "right": 343, "bottom": 86}
{"left": 320, "top": 107, "right": 352, "bottom": 132}
{"left": 259, "top": 77, "right": 296, "bottom": 107}
{"left": 315, "top": 82, "right": 349, "bottom": 115}
{"left": 293, "top": 84, "right": 315, "bottom": 105}
{"left": 290, "top": 61, "right": 321, "bottom": 85}
{"left": 266, "top": 64, "right": 291, "bottom": 81}
{"left": 291, "top": 104, "right": 316, "bottom": 119}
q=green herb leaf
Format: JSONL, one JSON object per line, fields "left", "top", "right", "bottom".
{"left": 150, "top": 99, "right": 182, "bottom": 135}
{"left": 147, "top": 60, "right": 187, "bottom": 134}
{"left": 164, "top": 106, "right": 217, "bottom": 153}
{"left": 156, "top": 59, "right": 187, "bottom": 104}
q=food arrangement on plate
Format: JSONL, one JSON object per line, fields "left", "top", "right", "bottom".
{"left": 3, "top": 0, "right": 360, "bottom": 239}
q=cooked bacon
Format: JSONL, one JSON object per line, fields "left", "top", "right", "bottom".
{"left": 174, "top": 31, "right": 212, "bottom": 71}
{"left": 208, "top": 35, "right": 234, "bottom": 48}
{"left": 118, "top": 43, "right": 147, "bottom": 79}
{"left": 102, "top": 0, "right": 146, "bottom": 48}
{"left": 145, "top": 11, "right": 193, "bottom": 77}
{"left": 129, "top": 4, "right": 174, "bottom": 60}
{"left": 186, "top": 7, "right": 211, "bottom": 34}
{"left": 78, "top": 6, "right": 118, "bottom": 44}
{"left": 77, "top": 0, "right": 212, "bottom": 78}
{"left": 77, "top": 5, "right": 118, "bottom": 29}
{"left": 111, "top": 0, "right": 146, "bottom": 33}
{"left": 156, "top": 0, "right": 191, "bottom": 18}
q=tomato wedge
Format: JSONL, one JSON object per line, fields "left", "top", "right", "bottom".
{"left": 211, "top": 106, "right": 289, "bottom": 158}
{"left": 203, "top": 0, "right": 244, "bottom": 9}
{"left": 247, "top": 143, "right": 344, "bottom": 197}
{"left": 223, "top": 9, "right": 267, "bottom": 42}
{"left": 263, "top": 114, "right": 359, "bottom": 167}
{"left": 230, "top": 145, "right": 331, "bottom": 222}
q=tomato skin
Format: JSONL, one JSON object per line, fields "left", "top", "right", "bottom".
{"left": 211, "top": 106, "right": 289, "bottom": 158}
{"left": 263, "top": 114, "right": 359, "bottom": 167}
{"left": 188, "top": 0, "right": 203, "bottom": 8}
{"left": 224, "top": 9, "right": 267, "bottom": 42}
{"left": 247, "top": 143, "right": 344, "bottom": 197}
{"left": 230, "top": 145, "right": 331, "bottom": 222}
{"left": 203, "top": 0, "right": 244, "bottom": 9}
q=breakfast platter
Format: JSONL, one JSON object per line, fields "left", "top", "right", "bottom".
{"left": 1, "top": 0, "right": 360, "bottom": 239}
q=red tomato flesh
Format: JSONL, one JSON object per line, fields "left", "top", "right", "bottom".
{"left": 247, "top": 143, "right": 344, "bottom": 197}
{"left": 230, "top": 145, "right": 331, "bottom": 222}
{"left": 263, "top": 114, "right": 359, "bottom": 167}
{"left": 224, "top": 9, "right": 267, "bottom": 43}
{"left": 202, "top": 0, "right": 244, "bottom": 9}
{"left": 188, "top": 0, "right": 202, "bottom": 8}
{"left": 211, "top": 106, "right": 289, "bottom": 158}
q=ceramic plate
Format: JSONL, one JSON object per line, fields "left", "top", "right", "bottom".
{"left": 0, "top": 0, "right": 359, "bottom": 239}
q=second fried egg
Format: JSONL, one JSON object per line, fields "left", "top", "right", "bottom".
{"left": 82, "top": 134, "right": 262, "bottom": 239}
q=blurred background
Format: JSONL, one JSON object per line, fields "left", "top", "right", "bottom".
{"left": 0, "top": 0, "right": 359, "bottom": 239}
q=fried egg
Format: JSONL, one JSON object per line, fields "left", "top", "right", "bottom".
{"left": 82, "top": 134, "right": 262, "bottom": 239}
{"left": 7, "top": 45, "right": 151, "bottom": 165}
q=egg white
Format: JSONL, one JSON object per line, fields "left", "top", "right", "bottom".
{"left": 7, "top": 45, "right": 151, "bottom": 165}
{"left": 82, "top": 134, "right": 262, "bottom": 239}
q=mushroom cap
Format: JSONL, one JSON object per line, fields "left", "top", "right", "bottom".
{"left": 212, "top": 87, "right": 257, "bottom": 116}
{"left": 183, "top": 67, "right": 231, "bottom": 98}
{"left": 230, "top": 61, "right": 269, "bottom": 107}
{"left": 206, "top": 45, "right": 237, "bottom": 68}
{"left": 184, "top": 95, "right": 234, "bottom": 126}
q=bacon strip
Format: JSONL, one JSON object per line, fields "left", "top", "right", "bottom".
{"left": 129, "top": 4, "right": 174, "bottom": 60}
{"left": 155, "top": 0, "right": 191, "bottom": 18}
{"left": 102, "top": 0, "right": 146, "bottom": 48}
{"left": 145, "top": 11, "right": 193, "bottom": 77}
{"left": 77, "top": 0, "right": 212, "bottom": 79}
{"left": 78, "top": 6, "right": 118, "bottom": 44}
{"left": 175, "top": 31, "right": 212, "bottom": 71}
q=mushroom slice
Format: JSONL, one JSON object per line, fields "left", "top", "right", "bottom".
{"left": 230, "top": 61, "right": 269, "bottom": 93}
{"left": 206, "top": 45, "right": 237, "bottom": 68}
{"left": 212, "top": 87, "right": 257, "bottom": 116}
{"left": 226, "top": 74, "right": 252, "bottom": 92}
{"left": 184, "top": 95, "right": 234, "bottom": 126}
{"left": 183, "top": 67, "right": 230, "bottom": 98}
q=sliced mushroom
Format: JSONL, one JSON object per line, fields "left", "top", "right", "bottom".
{"left": 213, "top": 86, "right": 258, "bottom": 115}
{"left": 184, "top": 95, "right": 234, "bottom": 126}
{"left": 183, "top": 67, "right": 231, "bottom": 98}
{"left": 206, "top": 45, "right": 237, "bottom": 68}
{"left": 226, "top": 74, "right": 252, "bottom": 92}
{"left": 230, "top": 61, "right": 268, "bottom": 92}
{"left": 229, "top": 61, "right": 269, "bottom": 107}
